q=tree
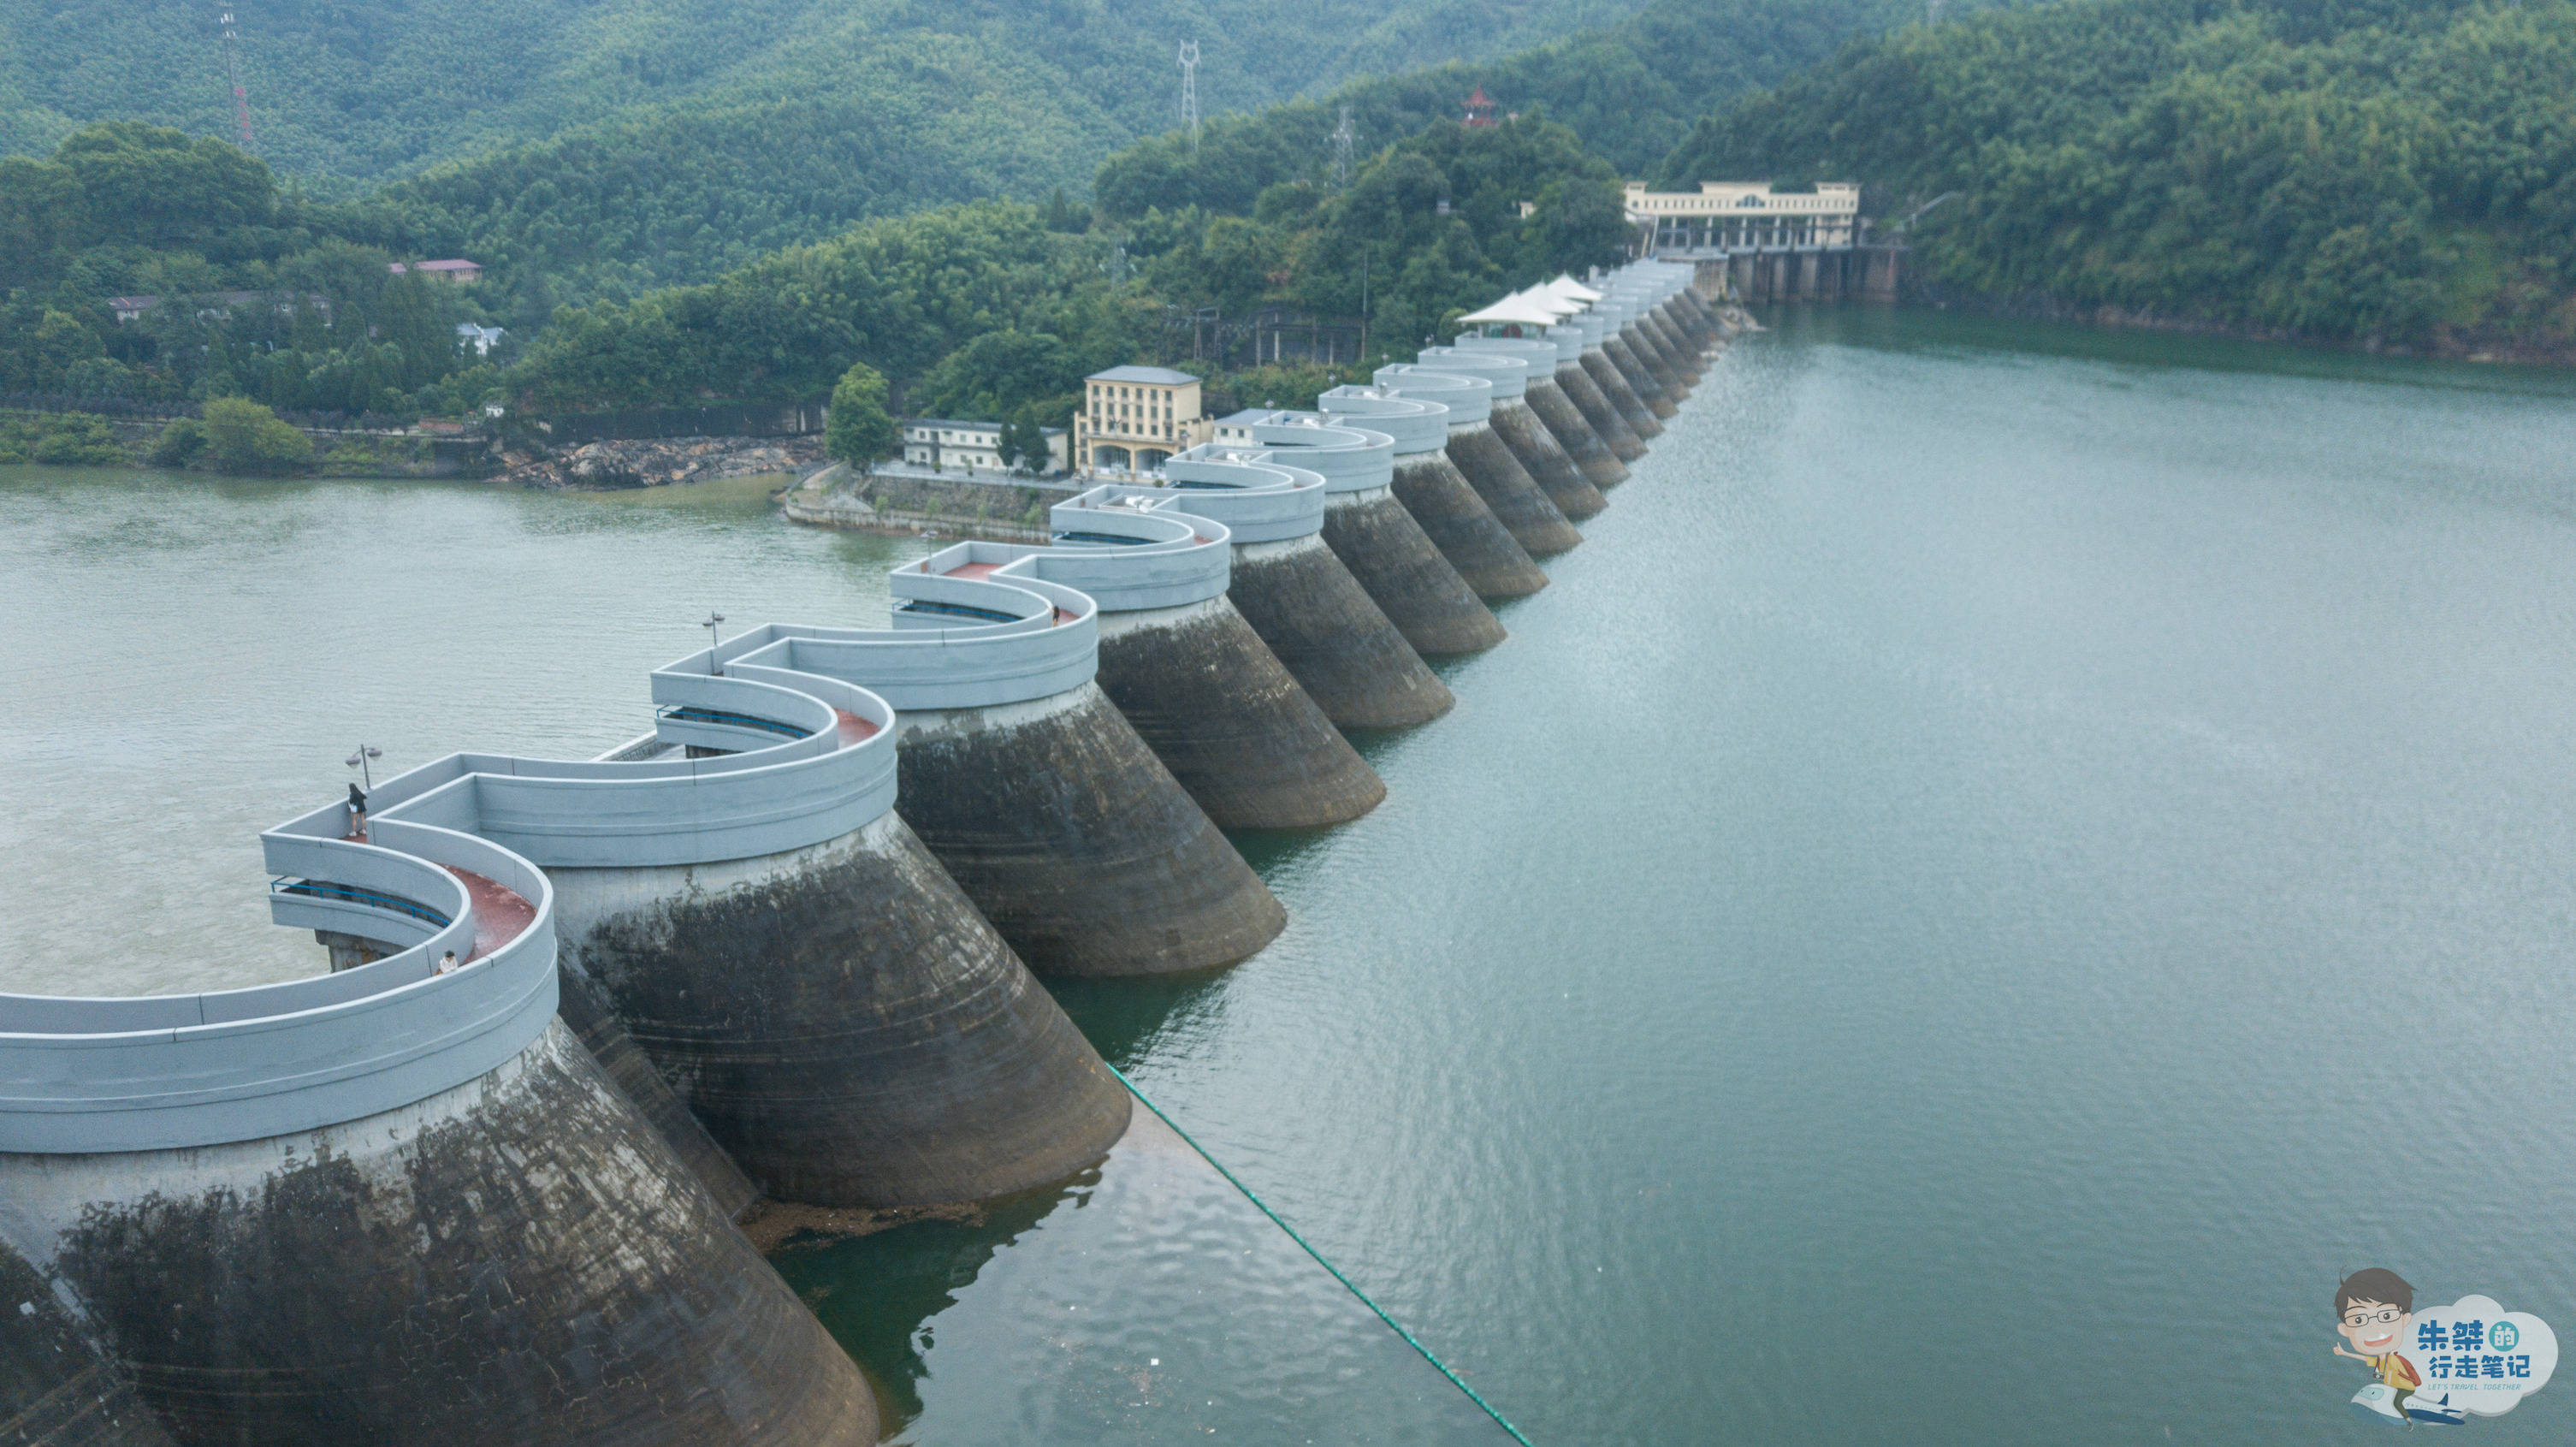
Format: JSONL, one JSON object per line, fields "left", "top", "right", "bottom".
{"left": 1003, "top": 408, "right": 1056, "bottom": 473}
{"left": 1192, "top": 216, "right": 1291, "bottom": 316}
{"left": 200, "top": 397, "right": 315, "bottom": 475}
{"left": 0, "top": 156, "right": 86, "bottom": 288}
{"left": 151, "top": 418, "right": 209, "bottom": 468}
{"left": 27, "top": 310, "right": 108, "bottom": 390}
{"left": 997, "top": 411, "right": 1027, "bottom": 472}
{"left": 824, "top": 361, "right": 897, "bottom": 463}
{"left": 53, "top": 122, "right": 277, "bottom": 246}
{"left": 1531, "top": 175, "right": 1631, "bottom": 275}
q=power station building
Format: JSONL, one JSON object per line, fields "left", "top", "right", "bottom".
{"left": 1625, "top": 181, "right": 1862, "bottom": 255}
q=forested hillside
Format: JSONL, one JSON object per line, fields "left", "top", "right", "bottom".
{"left": 5, "top": 0, "right": 1929, "bottom": 312}
{"left": 1659, "top": 0, "right": 2576, "bottom": 354}
{"left": 509, "top": 113, "right": 1628, "bottom": 421}
{"left": 365, "top": 0, "right": 1914, "bottom": 309}
{"left": 0, "top": 66, "right": 1626, "bottom": 421}
{"left": 3, "top": 0, "right": 1844, "bottom": 417}
{"left": 1, "top": 123, "right": 495, "bottom": 412}
{"left": 0, "top": 0, "right": 1651, "bottom": 185}
{"left": 1096, "top": 0, "right": 1922, "bottom": 219}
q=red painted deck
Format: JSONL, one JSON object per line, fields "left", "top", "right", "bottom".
{"left": 446, "top": 868, "right": 536, "bottom": 963}
{"left": 833, "top": 709, "right": 882, "bottom": 744}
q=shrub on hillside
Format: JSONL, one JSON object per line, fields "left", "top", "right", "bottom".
{"left": 151, "top": 418, "right": 208, "bottom": 468}
{"left": 200, "top": 397, "right": 314, "bottom": 475}
{"left": 0, "top": 413, "right": 128, "bottom": 466}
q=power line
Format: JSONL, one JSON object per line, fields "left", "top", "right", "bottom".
{"left": 1177, "top": 40, "right": 1201, "bottom": 150}
{"left": 217, "top": 5, "right": 256, "bottom": 151}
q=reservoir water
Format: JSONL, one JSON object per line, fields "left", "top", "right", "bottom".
{"left": 7, "top": 309, "right": 2576, "bottom": 1443}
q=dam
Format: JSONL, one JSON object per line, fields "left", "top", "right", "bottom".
{"left": 0, "top": 261, "right": 1732, "bottom": 1444}
{"left": 23, "top": 266, "right": 2567, "bottom": 1447}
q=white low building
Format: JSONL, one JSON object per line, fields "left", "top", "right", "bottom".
{"left": 1211, "top": 408, "right": 1275, "bottom": 446}
{"left": 899, "top": 418, "right": 1068, "bottom": 474}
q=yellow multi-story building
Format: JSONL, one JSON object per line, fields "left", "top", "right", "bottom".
{"left": 1075, "top": 366, "right": 1213, "bottom": 475}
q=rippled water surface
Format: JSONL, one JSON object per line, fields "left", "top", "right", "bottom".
{"left": 9, "top": 310, "right": 2576, "bottom": 1443}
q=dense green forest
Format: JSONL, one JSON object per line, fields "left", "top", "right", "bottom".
{"left": 1118, "top": 116, "right": 1630, "bottom": 335}
{"left": 1660, "top": 0, "right": 2576, "bottom": 352}
{"left": 0, "top": 44, "right": 1637, "bottom": 416}
{"left": 1096, "top": 0, "right": 1923, "bottom": 219}
{"left": 0, "top": 0, "right": 1652, "bottom": 186}
{"left": 0, "top": 0, "right": 1939, "bottom": 422}
{"left": 510, "top": 112, "right": 1628, "bottom": 424}
{"left": 369, "top": 0, "right": 1912, "bottom": 309}
{"left": 4, "top": 0, "right": 1924, "bottom": 311}
{"left": 0, "top": 122, "right": 495, "bottom": 412}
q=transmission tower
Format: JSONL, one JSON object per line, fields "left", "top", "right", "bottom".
{"left": 218, "top": 5, "right": 256, "bottom": 151}
{"left": 1177, "top": 41, "right": 1201, "bottom": 151}
{"left": 1330, "top": 105, "right": 1355, "bottom": 189}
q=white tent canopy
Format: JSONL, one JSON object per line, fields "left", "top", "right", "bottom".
{"left": 1509, "top": 286, "right": 1584, "bottom": 317}
{"left": 1454, "top": 294, "right": 1567, "bottom": 327}
{"left": 1545, "top": 275, "right": 1604, "bottom": 304}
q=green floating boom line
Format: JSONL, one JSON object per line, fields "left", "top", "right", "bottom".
{"left": 1101, "top": 1061, "right": 1537, "bottom": 1447}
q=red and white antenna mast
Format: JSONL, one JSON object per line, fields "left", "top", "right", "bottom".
{"left": 219, "top": 6, "right": 256, "bottom": 150}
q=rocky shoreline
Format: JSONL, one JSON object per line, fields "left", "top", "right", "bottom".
{"left": 500, "top": 434, "right": 826, "bottom": 490}
{"left": 780, "top": 463, "right": 1077, "bottom": 543}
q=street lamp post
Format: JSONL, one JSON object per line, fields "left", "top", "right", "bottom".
{"left": 343, "top": 744, "right": 383, "bottom": 839}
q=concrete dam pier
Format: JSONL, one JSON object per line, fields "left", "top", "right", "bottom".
{"left": 0, "top": 1236, "right": 171, "bottom": 1445}
{"left": 1366, "top": 365, "right": 1551, "bottom": 597}
{"left": 1382, "top": 356, "right": 1582, "bottom": 558}
{"left": 1602, "top": 307, "right": 1678, "bottom": 419}
{"left": 0, "top": 817, "right": 879, "bottom": 1444}
{"left": 1312, "top": 387, "right": 1510, "bottom": 655}
{"left": 725, "top": 579, "right": 1284, "bottom": 977}
{"left": 0, "top": 260, "right": 1729, "bottom": 1447}
{"left": 1610, "top": 278, "right": 1696, "bottom": 388}
{"left": 906, "top": 491, "right": 1386, "bottom": 829}
{"left": 304, "top": 664, "right": 1129, "bottom": 1211}
{"left": 1548, "top": 294, "right": 1650, "bottom": 465}
{"left": 1417, "top": 345, "right": 1607, "bottom": 524}
{"left": 1578, "top": 312, "right": 1662, "bottom": 440}
{"left": 1169, "top": 420, "right": 1457, "bottom": 726}
{"left": 1457, "top": 324, "right": 1628, "bottom": 491}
